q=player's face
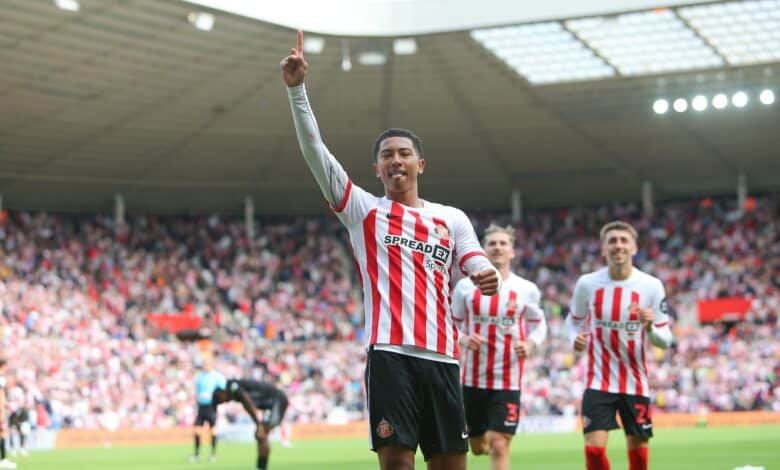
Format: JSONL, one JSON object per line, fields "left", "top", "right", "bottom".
{"left": 601, "top": 229, "right": 637, "bottom": 267}
{"left": 374, "top": 137, "right": 425, "bottom": 194}
{"left": 484, "top": 232, "right": 515, "bottom": 268}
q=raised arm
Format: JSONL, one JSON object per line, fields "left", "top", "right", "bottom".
{"left": 281, "top": 31, "right": 351, "bottom": 210}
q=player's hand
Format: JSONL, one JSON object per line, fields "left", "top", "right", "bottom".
{"left": 515, "top": 340, "right": 535, "bottom": 358}
{"left": 459, "top": 334, "right": 486, "bottom": 351}
{"left": 470, "top": 269, "right": 499, "bottom": 296}
{"left": 280, "top": 30, "right": 308, "bottom": 87}
{"left": 632, "top": 303, "right": 654, "bottom": 331}
{"left": 573, "top": 332, "right": 590, "bottom": 353}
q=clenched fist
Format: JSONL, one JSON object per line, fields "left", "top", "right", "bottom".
{"left": 470, "top": 269, "right": 499, "bottom": 296}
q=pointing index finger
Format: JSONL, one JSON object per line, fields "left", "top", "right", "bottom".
{"left": 297, "top": 30, "right": 304, "bottom": 56}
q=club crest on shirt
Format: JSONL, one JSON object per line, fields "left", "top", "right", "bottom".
{"left": 434, "top": 224, "right": 450, "bottom": 240}
{"left": 376, "top": 418, "right": 394, "bottom": 439}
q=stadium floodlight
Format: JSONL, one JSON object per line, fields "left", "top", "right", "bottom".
{"left": 358, "top": 51, "right": 387, "bottom": 66}
{"left": 692, "top": 95, "right": 708, "bottom": 111}
{"left": 759, "top": 89, "right": 775, "bottom": 105}
{"left": 393, "top": 38, "right": 417, "bottom": 55}
{"left": 341, "top": 56, "right": 352, "bottom": 71}
{"left": 341, "top": 40, "right": 352, "bottom": 71}
{"left": 732, "top": 91, "right": 749, "bottom": 108}
{"left": 712, "top": 93, "right": 728, "bottom": 109}
{"left": 566, "top": 9, "right": 722, "bottom": 76}
{"left": 653, "top": 99, "right": 669, "bottom": 114}
{"left": 188, "top": 12, "right": 214, "bottom": 31}
{"left": 673, "top": 98, "right": 688, "bottom": 112}
{"left": 54, "top": 0, "right": 79, "bottom": 12}
{"left": 470, "top": 22, "right": 614, "bottom": 85}
{"left": 680, "top": 0, "right": 780, "bottom": 66}
{"left": 304, "top": 36, "right": 325, "bottom": 54}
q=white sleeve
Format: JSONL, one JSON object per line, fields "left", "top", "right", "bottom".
{"left": 566, "top": 277, "right": 590, "bottom": 343}
{"left": 451, "top": 209, "right": 502, "bottom": 291}
{"left": 523, "top": 289, "right": 547, "bottom": 346}
{"left": 648, "top": 279, "right": 673, "bottom": 349}
{"left": 287, "top": 85, "right": 350, "bottom": 208}
{"left": 451, "top": 280, "right": 469, "bottom": 323}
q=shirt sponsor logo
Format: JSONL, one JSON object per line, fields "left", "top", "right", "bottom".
{"left": 383, "top": 235, "right": 451, "bottom": 265}
{"left": 594, "top": 319, "right": 642, "bottom": 333}
{"left": 473, "top": 315, "right": 517, "bottom": 328}
{"left": 425, "top": 258, "right": 448, "bottom": 274}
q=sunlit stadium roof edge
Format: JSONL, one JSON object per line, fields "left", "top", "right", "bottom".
{"left": 181, "top": 0, "right": 712, "bottom": 36}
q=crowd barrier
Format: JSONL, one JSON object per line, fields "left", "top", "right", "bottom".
{"left": 25, "top": 411, "right": 780, "bottom": 449}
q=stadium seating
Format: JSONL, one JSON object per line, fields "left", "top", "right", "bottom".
{"left": 0, "top": 196, "right": 777, "bottom": 428}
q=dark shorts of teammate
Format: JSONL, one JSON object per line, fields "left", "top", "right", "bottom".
{"left": 365, "top": 347, "right": 468, "bottom": 461}
{"left": 195, "top": 404, "right": 217, "bottom": 427}
{"left": 462, "top": 386, "right": 521, "bottom": 437}
{"left": 256, "top": 395, "right": 288, "bottom": 429}
{"left": 581, "top": 389, "right": 653, "bottom": 439}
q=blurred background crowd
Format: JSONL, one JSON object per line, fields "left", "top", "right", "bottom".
{"left": 0, "top": 195, "right": 777, "bottom": 431}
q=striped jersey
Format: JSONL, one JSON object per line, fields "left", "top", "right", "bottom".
{"left": 287, "top": 84, "right": 495, "bottom": 361}
{"left": 453, "top": 273, "right": 547, "bottom": 391}
{"left": 335, "top": 187, "right": 491, "bottom": 359}
{"left": 569, "top": 267, "right": 670, "bottom": 397}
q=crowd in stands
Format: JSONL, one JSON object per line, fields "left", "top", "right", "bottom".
{"left": 0, "top": 195, "right": 777, "bottom": 431}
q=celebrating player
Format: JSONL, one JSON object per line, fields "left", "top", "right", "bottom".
{"left": 453, "top": 224, "right": 547, "bottom": 470}
{"left": 281, "top": 30, "right": 500, "bottom": 469}
{"left": 566, "top": 221, "right": 673, "bottom": 470}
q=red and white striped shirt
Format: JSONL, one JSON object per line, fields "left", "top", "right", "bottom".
{"left": 339, "top": 190, "right": 492, "bottom": 360}
{"left": 568, "top": 267, "right": 672, "bottom": 397}
{"left": 453, "top": 274, "right": 547, "bottom": 391}
{"left": 287, "top": 85, "right": 496, "bottom": 362}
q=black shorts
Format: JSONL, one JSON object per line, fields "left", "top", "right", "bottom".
{"left": 195, "top": 404, "right": 217, "bottom": 427}
{"left": 463, "top": 386, "right": 521, "bottom": 436}
{"left": 581, "top": 389, "right": 653, "bottom": 439}
{"left": 258, "top": 396, "right": 288, "bottom": 429}
{"left": 365, "top": 348, "right": 468, "bottom": 461}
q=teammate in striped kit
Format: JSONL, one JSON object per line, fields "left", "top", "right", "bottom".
{"left": 566, "top": 221, "right": 673, "bottom": 470}
{"left": 281, "top": 31, "right": 500, "bottom": 470}
{"left": 453, "top": 224, "right": 547, "bottom": 470}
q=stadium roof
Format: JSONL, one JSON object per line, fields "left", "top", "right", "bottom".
{"left": 0, "top": 0, "right": 778, "bottom": 215}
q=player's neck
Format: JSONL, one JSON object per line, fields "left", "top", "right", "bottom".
{"left": 497, "top": 265, "right": 511, "bottom": 281}
{"left": 385, "top": 187, "right": 422, "bottom": 208}
{"left": 608, "top": 263, "right": 633, "bottom": 281}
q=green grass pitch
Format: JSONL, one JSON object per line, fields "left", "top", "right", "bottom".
{"left": 14, "top": 425, "right": 780, "bottom": 469}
